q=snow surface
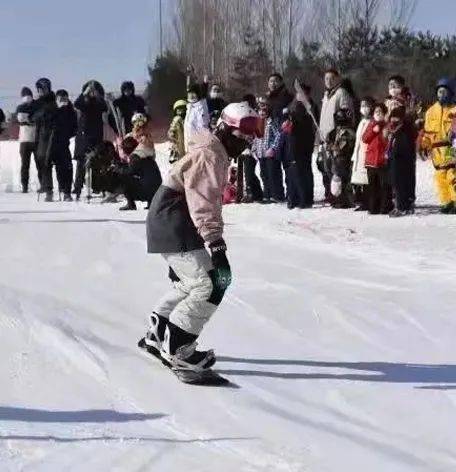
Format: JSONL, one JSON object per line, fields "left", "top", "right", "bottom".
{"left": 1, "top": 140, "right": 456, "bottom": 472}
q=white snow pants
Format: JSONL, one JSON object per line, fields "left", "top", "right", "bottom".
{"left": 153, "top": 249, "right": 220, "bottom": 335}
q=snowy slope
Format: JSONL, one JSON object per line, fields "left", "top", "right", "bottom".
{"left": 1, "top": 140, "right": 456, "bottom": 472}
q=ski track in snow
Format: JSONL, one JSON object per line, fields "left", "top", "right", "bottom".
{"left": 1, "top": 140, "right": 456, "bottom": 471}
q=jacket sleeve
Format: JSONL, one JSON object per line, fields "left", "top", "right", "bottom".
{"left": 182, "top": 151, "right": 226, "bottom": 244}
{"left": 362, "top": 122, "right": 377, "bottom": 144}
{"left": 74, "top": 95, "right": 87, "bottom": 112}
{"left": 271, "top": 121, "right": 282, "bottom": 151}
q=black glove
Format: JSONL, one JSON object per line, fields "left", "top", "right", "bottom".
{"left": 209, "top": 239, "right": 232, "bottom": 290}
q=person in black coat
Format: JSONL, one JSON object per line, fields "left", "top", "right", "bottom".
{"left": 51, "top": 90, "right": 78, "bottom": 200}
{"left": 113, "top": 136, "right": 162, "bottom": 211}
{"left": 73, "top": 80, "right": 108, "bottom": 198}
{"left": 387, "top": 106, "right": 417, "bottom": 217}
{"left": 32, "top": 77, "right": 58, "bottom": 201}
{"left": 112, "top": 81, "right": 146, "bottom": 135}
{"left": 266, "top": 73, "right": 294, "bottom": 122}
{"left": 206, "top": 84, "right": 227, "bottom": 115}
{"left": 288, "top": 85, "right": 320, "bottom": 207}
{"left": 0, "top": 107, "right": 5, "bottom": 134}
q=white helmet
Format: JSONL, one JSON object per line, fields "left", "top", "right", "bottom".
{"left": 219, "top": 102, "right": 260, "bottom": 137}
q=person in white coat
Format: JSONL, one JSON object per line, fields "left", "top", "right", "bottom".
{"left": 184, "top": 84, "right": 209, "bottom": 152}
{"left": 351, "top": 96, "right": 374, "bottom": 211}
{"left": 16, "top": 87, "right": 38, "bottom": 193}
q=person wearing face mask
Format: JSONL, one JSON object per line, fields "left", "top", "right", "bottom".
{"left": 385, "top": 75, "right": 407, "bottom": 115}
{"left": 140, "top": 103, "right": 260, "bottom": 375}
{"left": 31, "top": 77, "right": 58, "bottom": 201}
{"left": 351, "top": 96, "right": 374, "bottom": 211}
{"left": 207, "top": 84, "right": 227, "bottom": 116}
{"left": 168, "top": 99, "right": 187, "bottom": 163}
{"left": 16, "top": 87, "right": 38, "bottom": 193}
{"left": 420, "top": 78, "right": 456, "bottom": 214}
{"left": 318, "top": 68, "right": 355, "bottom": 202}
{"left": 50, "top": 90, "right": 78, "bottom": 201}
{"left": 386, "top": 106, "right": 417, "bottom": 217}
{"left": 112, "top": 81, "right": 146, "bottom": 135}
{"left": 362, "top": 103, "right": 392, "bottom": 215}
{"left": 266, "top": 73, "right": 293, "bottom": 122}
{"left": 73, "top": 80, "right": 108, "bottom": 200}
{"left": 184, "top": 84, "right": 210, "bottom": 152}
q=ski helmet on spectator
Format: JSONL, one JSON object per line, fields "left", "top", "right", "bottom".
{"left": 219, "top": 102, "right": 261, "bottom": 137}
{"left": 173, "top": 99, "right": 187, "bottom": 112}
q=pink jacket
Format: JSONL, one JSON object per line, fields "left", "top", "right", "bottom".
{"left": 162, "top": 129, "right": 229, "bottom": 244}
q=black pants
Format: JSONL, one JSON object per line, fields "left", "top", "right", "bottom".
{"left": 121, "top": 176, "right": 152, "bottom": 205}
{"left": 259, "top": 158, "right": 284, "bottom": 201}
{"left": 367, "top": 167, "right": 392, "bottom": 214}
{"left": 54, "top": 148, "right": 73, "bottom": 194}
{"left": 285, "top": 163, "right": 306, "bottom": 207}
{"left": 297, "top": 158, "right": 314, "bottom": 206}
{"left": 74, "top": 157, "right": 86, "bottom": 194}
{"left": 243, "top": 155, "right": 263, "bottom": 201}
{"left": 19, "top": 142, "right": 39, "bottom": 190}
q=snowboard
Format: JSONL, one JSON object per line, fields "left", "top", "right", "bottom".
{"left": 138, "top": 338, "right": 231, "bottom": 386}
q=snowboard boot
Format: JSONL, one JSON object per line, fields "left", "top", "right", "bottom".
{"left": 63, "top": 193, "right": 73, "bottom": 202}
{"left": 119, "top": 200, "right": 137, "bottom": 211}
{"left": 44, "top": 191, "right": 53, "bottom": 202}
{"left": 161, "top": 322, "right": 215, "bottom": 371}
{"left": 144, "top": 313, "right": 168, "bottom": 351}
{"left": 440, "top": 202, "right": 455, "bottom": 214}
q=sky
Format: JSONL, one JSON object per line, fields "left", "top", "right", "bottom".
{"left": 0, "top": 0, "right": 455, "bottom": 112}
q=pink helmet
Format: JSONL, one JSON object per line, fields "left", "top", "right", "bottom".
{"left": 220, "top": 102, "right": 261, "bottom": 137}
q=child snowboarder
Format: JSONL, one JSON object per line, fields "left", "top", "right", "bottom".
{"left": 362, "top": 103, "right": 392, "bottom": 215}
{"left": 168, "top": 100, "right": 186, "bottom": 163}
{"left": 327, "top": 108, "right": 356, "bottom": 208}
{"left": 141, "top": 103, "right": 260, "bottom": 374}
{"left": 351, "top": 96, "right": 374, "bottom": 211}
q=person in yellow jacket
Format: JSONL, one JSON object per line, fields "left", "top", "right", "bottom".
{"left": 421, "top": 78, "right": 456, "bottom": 213}
{"left": 168, "top": 100, "right": 186, "bottom": 163}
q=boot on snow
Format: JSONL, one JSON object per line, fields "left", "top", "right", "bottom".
{"left": 440, "top": 202, "right": 455, "bottom": 214}
{"left": 44, "top": 191, "right": 53, "bottom": 202}
{"left": 119, "top": 200, "right": 137, "bottom": 211}
{"left": 143, "top": 313, "right": 168, "bottom": 351}
{"left": 63, "top": 193, "right": 73, "bottom": 202}
{"left": 161, "top": 322, "right": 215, "bottom": 371}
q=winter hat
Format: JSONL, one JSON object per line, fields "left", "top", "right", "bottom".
{"left": 56, "top": 89, "right": 69, "bottom": 99}
{"left": 120, "top": 136, "right": 138, "bottom": 156}
{"left": 121, "top": 81, "right": 135, "bottom": 95}
{"left": 436, "top": 78, "right": 455, "bottom": 96}
{"left": 36, "top": 77, "right": 52, "bottom": 92}
{"left": 21, "top": 87, "right": 33, "bottom": 98}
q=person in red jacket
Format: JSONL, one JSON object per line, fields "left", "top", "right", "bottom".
{"left": 362, "top": 103, "right": 393, "bottom": 214}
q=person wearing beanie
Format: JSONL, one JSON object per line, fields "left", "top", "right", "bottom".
{"left": 51, "top": 90, "right": 78, "bottom": 200}
{"left": 16, "top": 87, "right": 38, "bottom": 193}
{"left": 73, "top": 80, "right": 108, "bottom": 199}
{"left": 112, "top": 81, "right": 146, "bottom": 135}
{"left": 31, "top": 77, "right": 57, "bottom": 201}
{"left": 168, "top": 99, "right": 186, "bottom": 163}
{"left": 184, "top": 83, "right": 210, "bottom": 151}
{"left": 266, "top": 73, "right": 293, "bottom": 122}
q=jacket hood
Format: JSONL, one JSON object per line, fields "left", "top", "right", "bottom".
{"left": 121, "top": 81, "right": 135, "bottom": 95}
{"left": 187, "top": 128, "right": 221, "bottom": 151}
{"left": 82, "top": 80, "right": 105, "bottom": 97}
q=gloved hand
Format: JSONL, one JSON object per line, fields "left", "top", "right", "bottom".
{"left": 209, "top": 239, "right": 232, "bottom": 290}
